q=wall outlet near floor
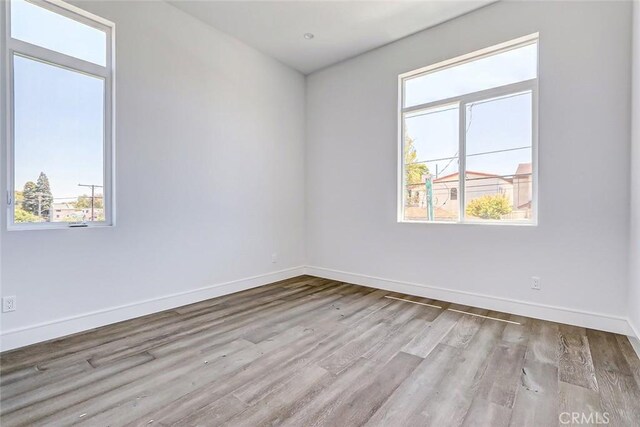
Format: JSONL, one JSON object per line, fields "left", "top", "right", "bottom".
{"left": 271, "top": 252, "right": 278, "bottom": 264}
{"left": 2, "top": 296, "right": 16, "bottom": 312}
{"left": 531, "top": 276, "right": 541, "bottom": 290}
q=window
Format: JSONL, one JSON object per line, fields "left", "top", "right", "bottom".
{"left": 399, "top": 35, "right": 537, "bottom": 224}
{"left": 4, "top": 0, "right": 114, "bottom": 228}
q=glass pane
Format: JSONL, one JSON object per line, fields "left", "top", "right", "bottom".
{"left": 11, "top": 0, "right": 107, "bottom": 66}
{"left": 464, "top": 92, "right": 533, "bottom": 222}
{"left": 403, "top": 104, "right": 459, "bottom": 222}
{"left": 13, "top": 55, "right": 105, "bottom": 224}
{"left": 404, "top": 42, "right": 537, "bottom": 108}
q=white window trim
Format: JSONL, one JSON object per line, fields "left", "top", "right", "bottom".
{"left": 2, "top": 0, "right": 115, "bottom": 231}
{"left": 397, "top": 33, "right": 539, "bottom": 226}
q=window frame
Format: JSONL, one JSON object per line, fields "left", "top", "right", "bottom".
{"left": 2, "top": 0, "right": 115, "bottom": 230}
{"left": 397, "top": 33, "right": 539, "bottom": 226}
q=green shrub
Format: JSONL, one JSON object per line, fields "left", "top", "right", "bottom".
{"left": 14, "top": 207, "right": 41, "bottom": 223}
{"left": 466, "top": 194, "right": 512, "bottom": 220}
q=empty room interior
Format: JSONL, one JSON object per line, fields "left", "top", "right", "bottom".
{"left": 1, "top": 0, "right": 640, "bottom": 425}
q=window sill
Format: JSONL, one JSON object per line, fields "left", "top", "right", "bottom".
{"left": 398, "top": 219, "right": 537, "bottom": 227}
{"left": 7, "top": 222, "right": 114, "bottom": 231}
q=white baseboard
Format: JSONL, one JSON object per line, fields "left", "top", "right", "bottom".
{"left": 0, "top": 266, "right": 305, "bottom": 352}
{"left": 2, "top": 264, "right": 635, "bottom": 354}
{"left": 305, "top": 266, "right": 634, "bottom": 336}
{"left": 628, "top": 319, "right": 640, "bottom": 359}
{"left": 629, "top": 337, "right": 640, "bottom": 360}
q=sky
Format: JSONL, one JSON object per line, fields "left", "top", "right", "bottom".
{"left": 405, "top": 92, "right": 533, "bottom": 180}
{"left": 404, "top": 43, "right": 537, "bottom": 108}
{"left": 12, "top": 0, "right": 106, "bottom": 201}
{"left": 11, "top": 0, "right": 106, "bottom": 66}
{"left": 404, "top": 42, "right": 536, "bottom": 181}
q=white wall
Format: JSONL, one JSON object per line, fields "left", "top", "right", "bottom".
{"left": 1, "top": 0, "right": 636, "bottom": 351}
{"left": 306, "top": 1, "right": 633, "bottom": 332}
{"left": 0, "top": 0, "right": 306, "bottom": 350}
{"left": 630, "top": 0, "right": 640, "bottom": 339}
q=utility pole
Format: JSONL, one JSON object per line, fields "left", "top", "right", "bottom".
{"left": 34, "top": 192, "right": 46, "bottom": 220}
{"left": 78, "top": 184, "right": 103, "bottom": 221}
{"left": 425, "top": 174, "right": 434, "bottom": 221}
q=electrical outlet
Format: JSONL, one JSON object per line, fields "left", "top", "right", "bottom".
{"left": 271, "top": 252, "right": 278, "bottom": 264}
{"left": 531, "top": 276, "right": 541, "bottom": 290}
{"left": 2, "top": 296, "right": 16, "bottom": 312}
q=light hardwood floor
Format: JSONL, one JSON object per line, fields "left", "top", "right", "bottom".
{"left": 1, "top": 276, "right": 639, "bottom": 426}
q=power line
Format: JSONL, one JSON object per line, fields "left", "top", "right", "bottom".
{"left": 40, "top": 196, "right": 105, "bottom": 201}
{"left": 407, "top": 145, "right": 531, "bottom": 166}
{"left": 406, "top": 90, "right": 532, "bottom": 178}
{"left": 406, "top": 172, "right": 532, "bottom": 184}
{"left": 407, "top": 181, "right": 531, "bottom": 193}
{"left": 432, "top": 102, "right": 475, "bottom": 177}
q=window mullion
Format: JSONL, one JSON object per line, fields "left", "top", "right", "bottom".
{"left": 401, "top": 79, "right": 536, "bottom": 116}
{"left": 9, "top": 39, "right": 108, "bottom": 78}
{"left": 458, "top": 102, "right": 466, "bottom": 223}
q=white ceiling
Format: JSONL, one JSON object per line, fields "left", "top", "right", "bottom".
{"left": 169, "top": 1, "right": 495, "bottom": 74}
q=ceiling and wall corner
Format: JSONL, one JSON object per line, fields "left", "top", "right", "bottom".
{"left": 169, "top": 0, "right": 495, "bottom": 74}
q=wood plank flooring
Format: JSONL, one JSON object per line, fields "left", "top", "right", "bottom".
{"left": 1, "top": 276, "right": 640, "bottom": 426}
